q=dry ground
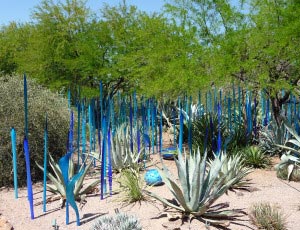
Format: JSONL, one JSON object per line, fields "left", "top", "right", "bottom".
{"left": 1, "top": 153, "right": 300, "bottom": 230}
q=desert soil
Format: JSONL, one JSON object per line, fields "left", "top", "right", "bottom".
{"left": 1, "top": 153, "right": 300, "bottom": 230}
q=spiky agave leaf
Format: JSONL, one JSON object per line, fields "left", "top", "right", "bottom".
{"left": 36, "top": 154, "right": 99, "bottom": 203}
{"left": 145, "top": 148, "right": 241, "bottom": 224}
{"left": 209, "top": 153, "right": 252, "bottom": 191}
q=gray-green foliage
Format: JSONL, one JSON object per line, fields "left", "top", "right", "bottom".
{"left": 91, "top": 213, "right": 142, "bottom": 230}
{"left": 36, "top": 154, "right": 99, "bottom": 207}
{"left": 0, "top": 75, "right": 70, "bottom": 187}
{"left": 210, "top": 153, "right": 252, "bottom": 191}
{"left": 275, "top": 120, "right": 300, "bottom": 180}
{"left": 145, "top": 149, "right": 240, "bottom": 225}
{"left": 112, "top": 124, "right": 143, "bottom": 172}
{"left": 250, "top": 203, "right": 287, "bottom": 230}
{"left": 259, "top": 121, "right": 287, "bottom": 156}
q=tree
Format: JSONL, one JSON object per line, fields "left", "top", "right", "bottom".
{"left": 17, "top": 0, "right": 98, "bottom": 97}
{"left": 165, "top": 0, "right": 300, "bottom": 124}
{"left": 0, "top": 22, "right": 31, "bottom": 75}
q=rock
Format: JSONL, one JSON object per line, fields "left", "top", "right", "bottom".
{"left": 0, "top": 215, "right": 13, "bottom": 230}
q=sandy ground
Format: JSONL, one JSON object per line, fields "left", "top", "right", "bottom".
{"left": 1, "top": 153, "right": 300, "bottom": 230}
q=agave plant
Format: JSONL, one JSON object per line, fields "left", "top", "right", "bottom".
{"left": 275, "top": 120, "right": 300, "bottom": 180}
{"left": 209, "top": 153, "right": 252, "bottom": 191}
{"left": 259, "top": 120, "right": 287, "bottom": 156}
{"left": 37, "top": 154, "right": 99, "bottom": 207}
{"left": 145, "top": 149, "right": 242, "bottom": 226}
{"left": 90, "top": 130, "right": 143, "bottom": 173}
{"left": 111, "top": 134, "right": 143, "bottom": 172}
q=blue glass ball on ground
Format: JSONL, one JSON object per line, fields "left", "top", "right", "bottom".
{"left": 144, "top": 169, "right": 163, "bottom": 186}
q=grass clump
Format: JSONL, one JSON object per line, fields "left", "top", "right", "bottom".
{"left": 91, "top": 212, "right": 142, "bottom": 230}
{"left": 117, "top": 168, "right": 145, "bottom": 204}
{"left": 241, "top": 146, "right": 272, "bottom": 169}
{"left": 250, "top": 202, "right": 287, "bottom": 230}
{"left": 0, "top": 75, "right": 70, "bottom": 187}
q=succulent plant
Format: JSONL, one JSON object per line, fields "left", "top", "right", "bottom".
{"left": 145, "top": 149, "right": 242, "bottom": 225}
{"left": 36, "top": 154, "right": 99, "bottom": 207}
{"left": 259, "top": 120, "right": 287, "bottom": 156}
{"left": 111, "top": 134, "right": 143, "bottom": 172}
{"left": 275, "top": 120, "right": 300, "bottom": 180}
{"left": 90, "top": 212, "right": 142, "bottom": 230}
{"left": 209, "top": 152, "right": 252, "bottom": 191}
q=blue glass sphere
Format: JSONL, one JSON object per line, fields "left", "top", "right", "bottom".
{"left": 144, "top": 169, "right": 163, "bottom": 186}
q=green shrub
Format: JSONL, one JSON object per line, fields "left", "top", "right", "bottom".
{"left": 0, "top": 75, "right": 70, "bottom": 187}
{"left": 90, "top": 212, "right": 142, "bottom": 230}
{"left": 250, "top": 203, "right": 287, "bottom": 230}
{"left": 117, "top": 168, "right": 145, "bottom": 204}
{"left": 240, "top": 146, "right": 271, "bottom": 168}
{"left": 191, "top": 113, "right": 227, "bottom": 157}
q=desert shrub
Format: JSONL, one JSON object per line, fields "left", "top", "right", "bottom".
{"left": 117, "top": 168, "right": 145, "bottom": 204}
{"left": 240, "top": 146, "right": 271, "bottom": 168}
{"left": 0, "top": 75, "right": 70, "bottom": 187}
{"left": 90, "top": 212, "right": 142, "bottom": 230}
{"left": 250, "top": 203, "right": 287, "bottom": 230}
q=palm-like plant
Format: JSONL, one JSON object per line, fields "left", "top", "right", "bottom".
{"left": 37, "top": 154, "right": 99, "bottom": 207}
{"left": 145, "top": 149, "right": 242, "bottom": 226}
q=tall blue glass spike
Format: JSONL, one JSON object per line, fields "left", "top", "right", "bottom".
{"left": 101, "top": 116, "right": 107, "bottom": 199}
{"left": 23, "top": 74, "right": 28, "bottom": 138}
{"left": 23, "top": 138, "right": 34, "bottom": 219}
{"left": 179, "top": 108, "right": 183, "bottom": 154}
{"left": 43, "top": 115, "right": 48, "bottom": 212}
{"left": 108, "top": 129, "right": 113, "bottom": 196}
{"left": 217, "top": 103, "right": 222, "bottom": 155}
{"left": 130, "top": 98, "right": 133, "bottom": 153}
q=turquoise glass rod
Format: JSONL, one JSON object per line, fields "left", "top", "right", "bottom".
{"left": 43, "top": 115, "right": 48, "bottom": 212}
{"left": 10, "top": 128, "right": 18, "bottom": 199}
{"left": 23, "top": 74, "right": 28, "bottom": 138}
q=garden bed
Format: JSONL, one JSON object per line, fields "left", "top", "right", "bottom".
{"left": 1, "top": 154, "right": 300, "bottom": 230}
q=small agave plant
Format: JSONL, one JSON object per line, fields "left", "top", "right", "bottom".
{"left": 91, "top": 124, "right": 143, "bottom": 173}
{"left": 37, "top": 154, "right": 99, "bottom": 207}
{"left": 111, "top": 134, "right": 143, "bottom": 172}
{"left": 145, "top": 149, "right": 242, "bottom": 226}
{"left": 209, "top": 153, "right": 252, "bottom": 191}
